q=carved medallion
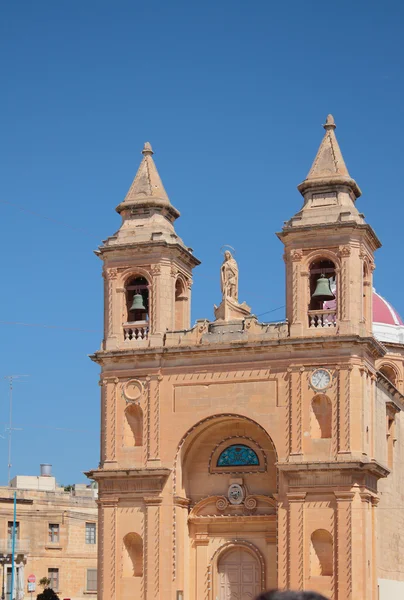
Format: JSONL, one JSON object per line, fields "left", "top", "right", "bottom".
{"left": 123, "top": 379, "right": 144, "bottom": 403}
{"left": 228, "top": 483, "right": 244, "bottom": 505}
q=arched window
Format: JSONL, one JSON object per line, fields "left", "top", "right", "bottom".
{"left": 123, "top": 404, "right": 143, "bottom": 447}
{"left": 126, "top": 276, "right": 149, "bottom": 323}
{"left": 217, "top": 444, "right": 259, "bottom": 467}
{"left": 310, "top": 529, "right": 333, "bottom": 577}
{"left": 175, "top": 278, "right": 188, "bottom": 330}
{"left": 311, "top": 395, "right": 332, "bottom": 439}
{"left": 309, "top": 259, "right": 337, "bottom": 328}
{"left": 379, "top": 364, "right": 398, "bottom": 387}
{"left": 122, "top": 533, "right": 143, "bottom": 577}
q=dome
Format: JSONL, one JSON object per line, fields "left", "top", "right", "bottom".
{"left": 373, "top": 290, "right": 404, "bottom": 344}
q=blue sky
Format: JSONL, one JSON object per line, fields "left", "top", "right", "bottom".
{"left": 0, "top": 1, "right": 403, "bottom": 484}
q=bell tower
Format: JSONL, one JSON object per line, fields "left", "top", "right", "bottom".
{"left": 278, "top": 115, "right": 380, "bottom": 338}
{"left": 97, "top": 142, "right": 200, "bottom": 350}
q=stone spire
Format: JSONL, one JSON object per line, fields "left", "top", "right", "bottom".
{"left": 298, "top": 114, "right": 361, "bottom": 198}
{"left": 116, "top": 142, "right": 180, "bottom": 220}
{"left": 282, "top": 115, "right": 365, "bottom": 229}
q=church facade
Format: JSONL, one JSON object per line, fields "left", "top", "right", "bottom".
{"left": 87, "top": 117, "right": 404, "bottom": 600}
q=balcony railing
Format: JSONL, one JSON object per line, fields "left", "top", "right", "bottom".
{"left": 123, "top": 321, "right": 149, "bottom": 341}
{"left": 308, "top": 309, "right": 337, "bottom": 329}
{"left": 0, "top": 539, "right": 30, "bottom": 555}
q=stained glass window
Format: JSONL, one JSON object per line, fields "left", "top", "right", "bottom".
{"left": 217, "top": 444, "right": 259, "bottom": 467}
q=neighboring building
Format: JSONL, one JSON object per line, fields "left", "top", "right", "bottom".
{"left": 0, "top": 466, "right": 98, "bottom": 599}
{"left": 87, "top": 117, "right": 404, "bottom": 600}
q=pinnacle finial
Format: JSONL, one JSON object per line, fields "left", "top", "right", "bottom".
{"left": 142, "top": 142, "right": 154, "bottom": 156}
{"left": 323, "top": 114, "right": 336, "bottom": 130}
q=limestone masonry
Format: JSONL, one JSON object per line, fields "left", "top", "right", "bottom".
{"left": 87, "top": 116, "right": 404, "bottom": 600}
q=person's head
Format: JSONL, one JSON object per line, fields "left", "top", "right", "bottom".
{"left": 255, "top": 591, "right": 329, "bottom": 600}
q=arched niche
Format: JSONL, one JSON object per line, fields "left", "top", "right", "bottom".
{"left": 379, "top": 364, "right": 398, "bottom": 387}
{"left": 174, "top": 277, "right": 188, "bottom": 330}
{"left": 122, "top": 532, "right": 143, "bottom": 577}
{"left": 311, "top": 395, "right": 332, "bottom": 439}
{"left": 123, "top": 403, "right": 143, "bottom": 447}
{"left": 310, "top": 529, "right": 333, "bottom": 577}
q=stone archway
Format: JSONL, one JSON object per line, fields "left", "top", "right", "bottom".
{"left": 217, "top": 546, "right": 261, "bottom": 600}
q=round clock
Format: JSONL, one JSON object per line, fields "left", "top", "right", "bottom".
{"left": 311, "top": 369, "right": 331, "bottom": 390}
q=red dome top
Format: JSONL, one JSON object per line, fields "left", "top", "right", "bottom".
{"left": 373, "top": 291, "right": 404, "bottom": 326}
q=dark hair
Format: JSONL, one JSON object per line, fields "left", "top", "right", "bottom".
{"left": 255, "top": 592, "right": 329, "bottom": 600}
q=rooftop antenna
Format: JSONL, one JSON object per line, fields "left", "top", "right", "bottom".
{"left": 4, "top": 375, "right": 28, "bottom": 486}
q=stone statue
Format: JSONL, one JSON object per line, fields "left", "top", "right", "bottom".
{"left": 220, "top": 251, "right": 239, "bottom": 301}
{"left": 214, "top": 248, "right": 250, "bottom": 322}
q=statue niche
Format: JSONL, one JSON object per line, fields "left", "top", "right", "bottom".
{"left": 214, "top": 250, "right": 251, "bottom": 321}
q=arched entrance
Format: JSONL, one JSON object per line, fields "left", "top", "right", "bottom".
{"left": 217, "top": 547, "right": 261, "bottom": 600}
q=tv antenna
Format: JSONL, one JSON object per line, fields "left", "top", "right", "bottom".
{"left": 4, "top": 375, "right": 28, "bottom": 486}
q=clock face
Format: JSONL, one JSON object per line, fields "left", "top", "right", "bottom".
{"left": 311, "top": 369, "right": 331, "bottom": 390}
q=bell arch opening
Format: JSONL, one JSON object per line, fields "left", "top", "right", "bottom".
{"left": 122, "top": 532, "right": 143, "bottom": 577}
{"left": 124, "top": 275, "right": 150, "bottom": 341}
{"left": 308, "top": 258, "right": 337, "bottom": 328}
{"left": 125, "top": 276, "right": 149, "bottom": 323}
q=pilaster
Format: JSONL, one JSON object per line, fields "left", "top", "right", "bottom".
{"left": 194, "top": 536, "right": 209, "bottom": 600}
{"left": 146, "top": 374, "right": 162, "bottom": 467}
{"left": 144, "top": 497, "right": 162, "bottom": 600}
{"left": 101, "top": 377, "right": 118, "bottom": 467}
{"left": 287, "top": 492, "right": 306, "bottom": 590}
{"left": 98, "top": 499, "right": 117, "bottom": 600}
{"left": 334, "top": 492, "right": 354, "bottom": 600}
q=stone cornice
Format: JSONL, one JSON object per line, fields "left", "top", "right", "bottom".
{"left": 277, "top": 221, "right": 381, "bottom": 251}
{"left": 278, "top": 460, "right": 390, "bottom": 480}
{"left": 96, "top": 239, "right": 200, "bottom": 268}
{"left": 90, "top": 334, "right": 386, "bottom": 365}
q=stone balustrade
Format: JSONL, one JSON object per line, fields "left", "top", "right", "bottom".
{"left": 308, "top": 309, "right": 337, "bottom": 328}
{"left": 123, "top": 321, "right": 149, "bottom": 341}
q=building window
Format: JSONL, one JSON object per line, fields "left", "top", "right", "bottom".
{"left": 86, "top": 569, "right": 97, "bottom": 592}
{"left": 217, "top": 444, "right": 259, "bottom": 467}
{"left": 48, "top": 523, "right": 60, "bottom": 543}
{"left": 86, "top": 523, "right": 96, "bottom": 544}
{"left": 7, "top": 521, "right": 19, "bottom": 540}
{"left": 48, "top": 568, "right": 59, "bottom": 591}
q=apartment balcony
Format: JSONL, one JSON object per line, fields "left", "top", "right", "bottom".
{"left": 0, "top": 539, "right": 30, "bottom": 556}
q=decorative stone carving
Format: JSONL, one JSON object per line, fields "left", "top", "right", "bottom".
{"left": 244, "top": 496, "right": 257, "bottom": 511}
{"left": 151, "top": 264, "right": 161, "bottom": 275}
{"left": 215, "top": 496, "right": 229, "bottom": 511}
{"left": 104, "top": 268, "right": 118, "bottom": 280}
{"left": 122, "top": 379, "right": 144, "bottom": 403}
{"left": 228, "top": 483, "right": 244, "bottom": 505}
{"left": 291, "top": 249, "right": 303, "bottom": 261}
{"left": 339, "top": 245, "right": 351, "bottom": 257}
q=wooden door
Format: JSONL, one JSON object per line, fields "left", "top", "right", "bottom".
{"left": 218, "top": 548, "right": 261, "bottom": 600}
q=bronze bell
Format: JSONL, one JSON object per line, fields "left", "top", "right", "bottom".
{"left": 130, "top": 293, "right": 146, "bottom": 312}
{"left": 312, "top": 275, "right": 335, "bottom": 302}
